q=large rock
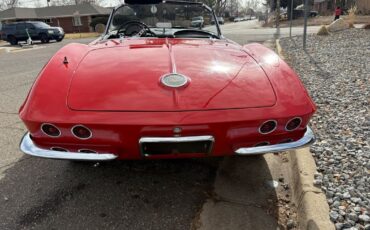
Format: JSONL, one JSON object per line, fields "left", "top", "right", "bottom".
{"left": 317, "top": 25, "right": 330, "bottom": 35}
{"left": 327, "top": 18, "right": 350, "bottom": 32}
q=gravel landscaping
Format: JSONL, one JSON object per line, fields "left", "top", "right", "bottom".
{"left": 280, "top": 29, "right": 369, "bottom": 230}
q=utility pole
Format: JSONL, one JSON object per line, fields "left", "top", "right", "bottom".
{"left": 289, "top": 0, "right": 293, "bottom": 38}
{"left": 303, "top": 0, "right": 309, "bottom": 49}
{"left": 275, "top": 0, "right": 280, "bottom": 39}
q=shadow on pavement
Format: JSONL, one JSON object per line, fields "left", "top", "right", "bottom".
{"left": 197, "top": 155, "right": 280, "bottom": 230}
{"left": 0, "top": 156, "right": 220, "bottom": 230}
{"left": 0, "top": 153, "right": 282, "bottom": 230}
{"left": 0, "top": 40, "right": 60, "bottom": 48}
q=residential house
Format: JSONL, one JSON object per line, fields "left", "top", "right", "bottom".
{"left": 0, "top": 3, "right": 111, "bottom": 33}
{"left": 313, "top": 0, "right": 370, "bottom": 15}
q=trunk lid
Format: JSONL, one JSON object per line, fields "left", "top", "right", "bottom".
{"left": 67, "top": 38, "right": 276, "bottom": 112}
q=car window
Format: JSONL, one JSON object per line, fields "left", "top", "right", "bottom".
{"left": 33, "top": 22, "right": 50, "bottom": 28}
{"left": 3, "top": 24, "right": 12, "bottom": 29}
{"left": 16, "top": 24, "right": 26, "bottom": 30}
{"left": 26, "top": 24, "right": 35, "bottom": 29}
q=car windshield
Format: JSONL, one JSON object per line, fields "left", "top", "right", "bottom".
{"left": 107, "top": 2, "right": 219, "bottom": 38}
{"left": 33, "top": 22, "right": 50, "bottom": 28}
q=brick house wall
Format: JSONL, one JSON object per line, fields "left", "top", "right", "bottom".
{"left": 315, "top": 0, "right": 370, "bottom": 15}
{"left": 357, "top": 0, "right": 370, "bottom": 14}
{"left": 314, "top": 2, "right": 330, "bottom": 15}
{"left": 50, "top": 15, "right": 92, "bottom": 33}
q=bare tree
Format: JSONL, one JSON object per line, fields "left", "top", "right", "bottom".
{"left": 34, "top": 0, "right": 45, "bottom": 7}
{"left": 0, "top": 0, "right": 19, "bottom": 10}
{"left": 216, "top": 0, "right": 228, "bottom": 15}
{"left": 244, "top": 0, "right": 259, "bottom": 10}
{"left": 196, "top": 0, "right": 228, "bottom": 15}
{"left": 226, "top": 0, "right": 240, "bottom": 16}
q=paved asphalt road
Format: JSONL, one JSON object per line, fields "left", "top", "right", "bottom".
{"left": 0, "top": 20, "right": 300, "bottom": 229}
{"left": 221, "top": 19, "right": 320, "bottom": 44}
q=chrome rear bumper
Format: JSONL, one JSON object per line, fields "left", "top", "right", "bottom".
{"left": 20, "top": 127, "right": 314, "bottom": 160}
{"left": 235, "top": 127, "right": 315, "bottom": 155}
{"left": 20, "top": 132, "right": 117, "bottom": 161}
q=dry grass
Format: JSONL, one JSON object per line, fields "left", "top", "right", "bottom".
{"left": 347, "top": 6, "right": 358, "bottom": 27}
{"left": 317, "top": 25, "right": 330, "bottom": 35}
{"left": 64, "top": 32, "right": 100, "bottom": 39}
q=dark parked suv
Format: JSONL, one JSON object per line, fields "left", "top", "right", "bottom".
{"left": 0, "top": 21, "right": 65, "bottom": 45}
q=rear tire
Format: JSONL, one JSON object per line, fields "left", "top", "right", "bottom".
{"left": 56, "top": 38, "right": 63, "bottom": 42}
{"left": 8, "top": 36, "right": 18, "bottom": 45}
{"left": 40, "top": 33, "right": 49, "bottom": 43}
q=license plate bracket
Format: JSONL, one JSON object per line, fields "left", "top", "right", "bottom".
{"left": 139, "top": 136, "right": 214, "bottom": 156}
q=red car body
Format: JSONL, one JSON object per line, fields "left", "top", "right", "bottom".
{"left": 19, "top": 37, "right": 316, "bottom": 161}
{"left": 19, "top": 1, "right": 316, "bottom": 161}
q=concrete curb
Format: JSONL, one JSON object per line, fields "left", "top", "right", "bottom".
{"left": 275, "top": 39, "right": 284, "bottom": 60}
{"left": 288, "top": 149, "right": 334, "bottom": 230}
{"left": 276, "top": 39, "right": 334, "bottom": 230}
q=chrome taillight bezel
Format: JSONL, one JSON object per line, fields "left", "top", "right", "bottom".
{"left": 254, "top": 141, "right": 270, "bottom": 147}
{"left": 71, "top": 125, "right": 92, "bottom": 140}
{"left": 258, "top": 120, "right": 277, "bottom": 135}
{"left": 41, "top": 123, "right": 61, "bottom": 138}
{"left": 285, "top": 117, "right": 302, "bottom": 132}
{"left": 50, "top": 147, "right": 68, "bottom": 152}
{"left": 78, "top": 149, "right": 97, "bottom": 153}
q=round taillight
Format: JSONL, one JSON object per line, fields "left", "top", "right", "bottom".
{"left": 41, "top": 123, "right": 61, "bottom": 137}
{"left": 50, "top": 147, "right": 68, "bottom": 152}
{"left": 72, "top": 125, "right": 92, "bottom": 139}
{"left": 78, "top": 149, "right": 97, "bottom": 153}
{"left": 259, "top": 120, "right": 277, "bottom": 134}
{"left": 255, "top": 141, "right": 270, "bottom": 147}
{"left": 285, "top": 117, "right": 302, "bottom": 131}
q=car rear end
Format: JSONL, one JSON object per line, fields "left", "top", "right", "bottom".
{"left": 47, "top": 27, "right": 65, "bottom": 41}
{"left": 20, "top": 105, "right": 315, "bottom": 161}
{"left": 217, "top": 17, "right": 224, "bottom": 24}
{"left": 18, "top": 40, "right": 316, "bottom": 161}
{"left": 0, "top": 24, "right": 11, "bottom": 42}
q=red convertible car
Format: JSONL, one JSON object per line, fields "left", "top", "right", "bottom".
{"left": 19, "top": 0, "right": 316, "bottom": 161}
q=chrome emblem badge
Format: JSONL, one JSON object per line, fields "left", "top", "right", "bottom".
{"left": 173, "top": 127, "right": 182, "bottom": 134}
{"left": 160, "top": 74, "right": 188, "bottom": 88}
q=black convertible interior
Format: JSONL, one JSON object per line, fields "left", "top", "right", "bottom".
{"left": 105, "top": 0, "right": 220, "bottom": 40}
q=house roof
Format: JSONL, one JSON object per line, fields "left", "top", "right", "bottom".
{"left": 0, "top": 3, "right": 111, "bottom": 20}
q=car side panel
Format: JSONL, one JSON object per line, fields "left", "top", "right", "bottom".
{"left": 242, "top": 43, "right": 316, "bottom": 112}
